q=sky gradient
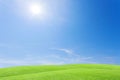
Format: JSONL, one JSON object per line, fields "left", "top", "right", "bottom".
{"left": 0, "top": 0, "right": 120, "bottom": 67}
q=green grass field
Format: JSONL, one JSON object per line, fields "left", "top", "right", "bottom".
{"left": 0, "top": 64, "right": 120, "bottom": 80}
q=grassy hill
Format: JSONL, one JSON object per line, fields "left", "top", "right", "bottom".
{"left": 0, "top": 64, "right": 120, "bottom": 80}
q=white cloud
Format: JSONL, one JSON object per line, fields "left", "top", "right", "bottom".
{"left": 0, "top": 52, "right": 94, "bottom": 68}
{"left": 0, "top": 46, "right": 95, "bottom": 68}
{"left": 51, "top": 48, "right": 74, "bottom": 55}
{"left": 58, "top": 49, "right": 73, "bottom": 55}
{"left": 50, "top": 48, "right": 95, "bottom": 64}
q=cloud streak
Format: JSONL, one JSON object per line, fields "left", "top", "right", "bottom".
{"left": 56, "top": 48, "right": 74, "bottom": 55}
{"left": 0, "top": 46, "right": 115, "bottom": 68}
{"left": 50, "top": 48, "right": 95, "bottom": 64}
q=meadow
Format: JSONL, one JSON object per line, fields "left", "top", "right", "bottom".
{"left": 0, "top": 64, "right": 120, "bottom": 80}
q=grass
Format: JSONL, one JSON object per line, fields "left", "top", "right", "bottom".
{"left": 0, "top": 64, "right": 120, "bottom": 80}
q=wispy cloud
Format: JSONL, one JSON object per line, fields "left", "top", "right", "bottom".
{"left": 0, "top": 46, "right": 110, "bottom": 68}
{"left": 57, "top": 48, "right": 74, "bottom": 55}
{"left": 1, "top": 54, "right": 116, "bottom": 68}
{"left": 51, "top": 48, "right": 74, "bottom": 55}
{"left": 0, "top": 52, "right": 94, "bottom": 68}
{"left": 50, "top": 48, "right": 95, "bottom": 64}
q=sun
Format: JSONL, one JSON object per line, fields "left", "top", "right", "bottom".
{"left": 29, "top": 3, "right": 44, "bottom": 16}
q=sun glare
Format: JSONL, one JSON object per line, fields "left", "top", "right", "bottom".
{"left": 29, "top": 3, "right": 44, "bottom": 16}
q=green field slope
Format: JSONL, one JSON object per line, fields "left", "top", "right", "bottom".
{"left": 0, "top": 64, "right": 120, "bottom": 80}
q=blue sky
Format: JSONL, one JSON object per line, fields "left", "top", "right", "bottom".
{"left": 0, "top": 0, "right": 120, "bottom": 67}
